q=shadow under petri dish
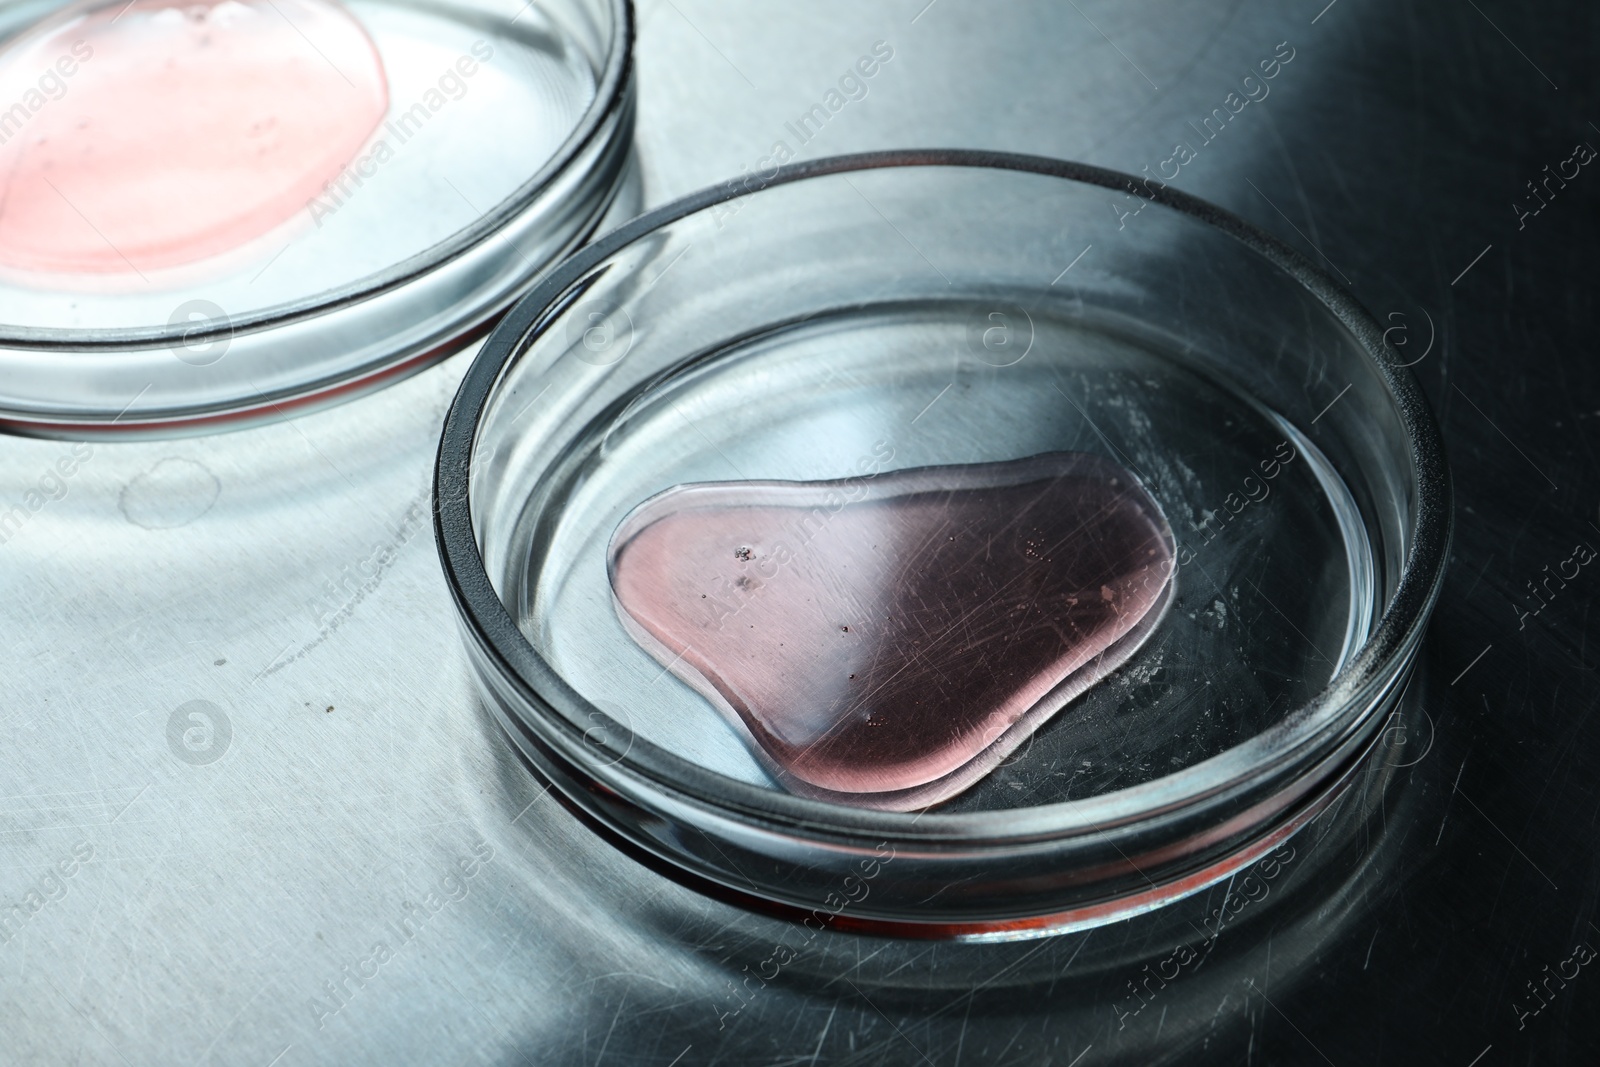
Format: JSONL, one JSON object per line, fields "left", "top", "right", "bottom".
{"left": 608, "top": 452, "right": 1176, "bottom": 811}
{"left": 0, "top": 0, "right": 388, "bottom": 275}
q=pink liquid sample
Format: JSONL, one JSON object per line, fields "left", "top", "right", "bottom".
{"left": 609, "top": 452, "right": 1177, "bottom": 811}
{"left": 0, "top": 0, "right": 388, "bottom": 273}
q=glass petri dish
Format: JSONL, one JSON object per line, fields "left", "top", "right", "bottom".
{"left": 436, "top": 151, "right": 1451, "bottom": 939}
{"left": 0, "top": 0, "right": 633, "bottom": 437}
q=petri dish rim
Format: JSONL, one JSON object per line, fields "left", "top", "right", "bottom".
{"left": 435, "top": 149, "right": 1452, "bottom": 849}
{"left": 0, "top": 0, "right": 635, "bottom": 352}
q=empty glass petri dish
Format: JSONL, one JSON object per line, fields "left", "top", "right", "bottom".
{"left": 436, "top": 151, "right": 1451, "bottom": 938}
{"left": 0, "top": 0, "right": 633, "bottom": 436}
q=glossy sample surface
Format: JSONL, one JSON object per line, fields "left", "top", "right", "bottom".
{"left": 608, "top": 453, "right": 1176, "bottom": 809}
{"left": 0, "top": 0, "right": 388, "bottom": 274}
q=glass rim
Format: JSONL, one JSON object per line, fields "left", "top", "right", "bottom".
{"left": 434, "top": 148, "right": 1452, "bottom": 848}
{"left": 0, "top": 0, "right": 636, "bottom": 350}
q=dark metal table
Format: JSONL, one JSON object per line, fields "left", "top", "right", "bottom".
{"left": 2, "top": 0, "right": 1595, "bottom": 1063}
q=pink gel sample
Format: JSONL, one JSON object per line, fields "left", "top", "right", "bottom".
{"left": 608, "top": 452, "right": 1177, "bottom": 810}
{"left": 0, "top": 0, "right": 388, "bottom": 274}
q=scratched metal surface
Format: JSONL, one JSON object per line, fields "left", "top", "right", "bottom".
{"left": 2, "top": 0, "right": 1597, "bottom": 1064}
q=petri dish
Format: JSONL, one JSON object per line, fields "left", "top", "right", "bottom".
{"left": 436, "top": 151, "right": 1451, "bottom": 939}
{"left": 0, "top": 0, "right": 633, "bottom": 437}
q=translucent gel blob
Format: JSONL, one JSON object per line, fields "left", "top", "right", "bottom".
{"left": 608, "top": 452, "right": 1178, "bottom": 810}
{"left": 0, "top": 0, "right": 388, "bottom": 274}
